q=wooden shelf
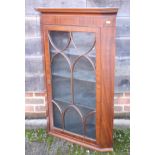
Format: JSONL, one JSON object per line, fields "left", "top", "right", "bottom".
{"left": 52, "top": 71, "right": 96, "bottom": 83}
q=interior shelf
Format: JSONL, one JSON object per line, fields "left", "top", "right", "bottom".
{"left": 52, "top": 75, "right": 96, "bottom": 109}
{"left": 52, "top": 70, "right": 96, "bottom": 82}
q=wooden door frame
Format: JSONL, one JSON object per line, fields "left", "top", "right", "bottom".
{"left": 41, "top": 25, "right": 113, "bottom": 151}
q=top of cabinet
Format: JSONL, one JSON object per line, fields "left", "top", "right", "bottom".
{"left": 36, "top": 8, "right": 118, "bottom": 14}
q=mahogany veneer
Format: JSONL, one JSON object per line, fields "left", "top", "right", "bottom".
{"left": 37, "top": 8, "right": 118, "bottom": 152}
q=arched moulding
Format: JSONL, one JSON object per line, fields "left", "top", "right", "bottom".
{"left": 63, "top": 104, "right": 84, "bottom": 122}
{"left": 83, "top": 111, "right": 96, "bottom": 138}
{"left": 51, "top": 52, "right": 72, "bottom": 72}
{"left": 48, "top": 32, "right": 71, "bottom": 53}
{"left": 52, "top": 100, "right": 63, "bottom": 115}
{"left": 70, "top": 32, "right": 96, "bottom": 55}
{"left": 72, "top": 55, "right": 96, "bottom": 83}
{"left": 62, "top": 104, "right": 85, "bottom": 135}
{"left": 83, "top": 55, "right": 96, "bottom": 72}
{"left": 52, "top": 100, "right": 64, "bottom": 129}
{"left": 71, "top": 40, "right": 96, "bottom": 72}
{"left": 87, "top": 46, "right": 96, "bottom": 58}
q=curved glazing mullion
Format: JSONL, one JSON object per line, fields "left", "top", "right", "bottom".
{"left": 48, "top": 31, "right": 74, "bottom": 105}
{"left": 48, "top": 32, "right": 71, "bottom": 52}
{"left": 69, "top": 32, "right": 75, "bottom": 105}
{"left": 83, "top": 55, "right": 96, "bottom": 72}
{"left": 51, "top": 52, "right": 72, "bottom": 71}
{"left": 63, "top": 104, "right": 85, "bottom": 135}
{"left": 70, "top": 33, "right": 96, "bottom": 72}
{"left": 83, "top": 111, "right": 96, "bottom": 139}
{"left": 62, "top": 105, "right": 84, "bottom": 123}
{"left": 52, "top": 100, "right": 64, "bottom": 129}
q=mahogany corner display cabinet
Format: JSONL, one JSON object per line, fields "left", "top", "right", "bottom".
{"left": 36, "top": 8, "right": 118, "bottom": 152}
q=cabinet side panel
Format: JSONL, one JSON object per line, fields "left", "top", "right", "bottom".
{"left": 42, "top": 22, "right": 54, "bottom": 132}
{"left": 95, "top": 28, "right": 102, "bottom": 145}
{"left": 99, "top": 24, "right": 116, "bottom": 147}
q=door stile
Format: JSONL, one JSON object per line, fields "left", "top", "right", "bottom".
{"left": 95, "top": 28, "right": 102, "bottom": 146}
{"left": 43, "top": 26, "right": 54, "bottom": 132}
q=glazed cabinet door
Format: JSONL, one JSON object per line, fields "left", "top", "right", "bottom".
{"left": 43, "top": 25, "right": 101, "bottom": 144}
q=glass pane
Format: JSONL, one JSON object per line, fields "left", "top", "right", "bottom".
{"left": 52, "top": 76, "right": 71, "bottom": 102}
{"left": 64, "top": 107, "right": 83, "bottom": 135}
{"left": 49, "top": 31, "right": 70, "bottom": 51}
{"left": 85, "top": 113, "right": 96, "bottom": 139}
{"left": 52, "top": 54, "right": 71, "bottom": 79}
{"left": 73, "top": 56, "right": 96, "bottom": 82}
{"left": 74, "top": 80, "right": 96, "bottom": 109}
{"left": 53, "top": 103, "right": 62, "bottom": 129}
{"left": 71, "top": 32, "right": 95, "bottom": 54}
{"left": 49, "top": 30, "right": 96, "bottom": 139}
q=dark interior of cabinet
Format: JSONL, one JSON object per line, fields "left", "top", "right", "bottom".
{"left": 48, "top": 31, "right": 96, "bottom": 139}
